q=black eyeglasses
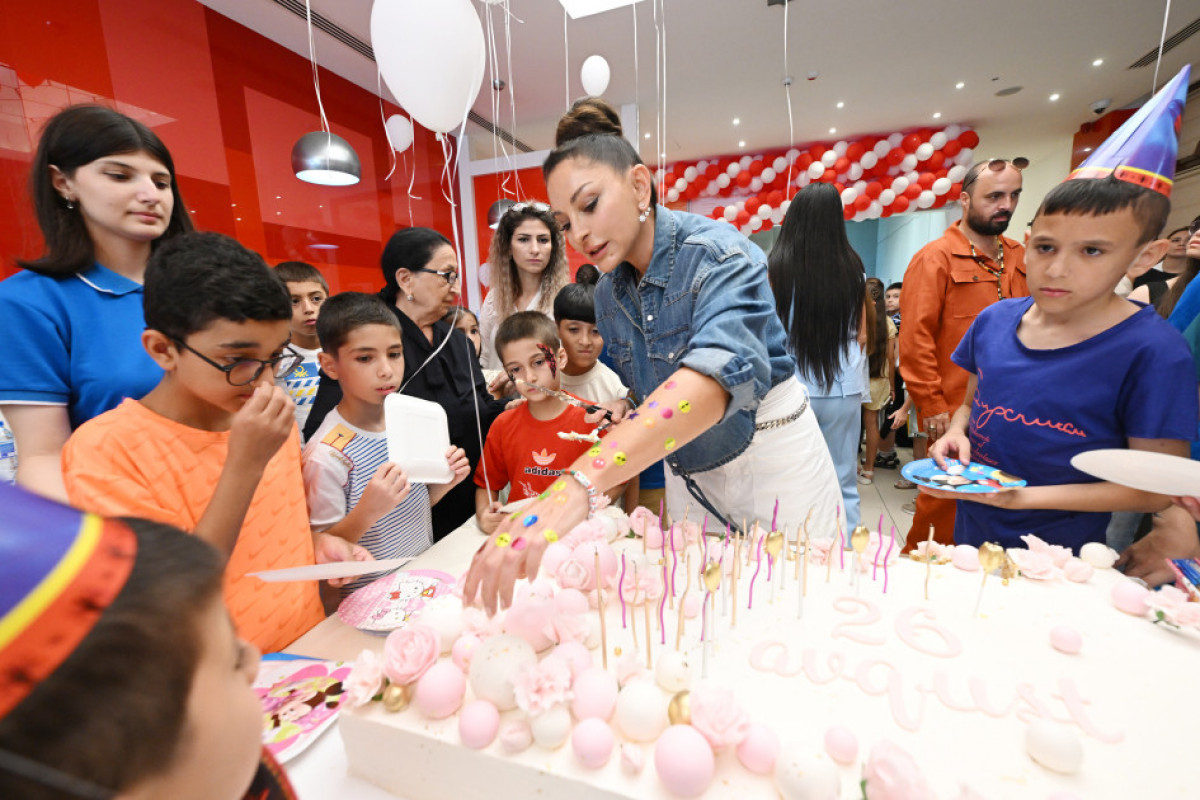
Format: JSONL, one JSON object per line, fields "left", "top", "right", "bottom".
{"left": 961, "top": 157, "right": 1029, "bottom": 193}
{"left": 172, "top": 338, "right": 304, "bottom": 386}
{"left": 409, "top": 267, "right": 460, "bottom": 285}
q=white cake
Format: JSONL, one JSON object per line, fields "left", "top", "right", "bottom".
{"left": 339, "top": 533, "right": 1196, "bottom": 799}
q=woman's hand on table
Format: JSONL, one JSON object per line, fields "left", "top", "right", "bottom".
{"left": 461, "top": 480, "right": 589, "bottom": 614}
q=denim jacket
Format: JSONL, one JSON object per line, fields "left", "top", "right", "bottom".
{"left": 595, "top": 206, "right": 797, "bottom": 474}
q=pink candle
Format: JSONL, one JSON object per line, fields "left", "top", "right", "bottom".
{"left": 670, "top": 524, "right": 679, "bottom": 597}
{"left": 771, "top": 497, "right": 779, "bottom": 531}
{"left": 659, "top": 561, "right": 668, "bottom": 644}
{"left": 619, "top": 553, "right": 628, "bottom": 628}
{"left": 882, "top": 524, "right": 896, "bottom": 593}
{"left": 748, "top": 531, "right": 764, "bottom": 610}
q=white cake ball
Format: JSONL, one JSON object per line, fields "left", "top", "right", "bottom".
{"left": 775, "top": 748, "right": 840, "bottom": 800}
{"left": 530, "top": 703, "right": 573, "bottom": 749}
{"left": 655, "top": 650, "right": 692, "bottom": 693}
{"left": 467, "top": 634, "right": 537, "bottom": 711}
{"left": 614, "top": 680, "right": 669, "bottom": 742}
{"left": 412, "top": 596, "right": 464, "bottom": 654}
{"left": 1025, "top": 720, "right": 1083, "bottom": 774}
{"left": 1079, "top": 542, "right": 1117, "bottom": 569}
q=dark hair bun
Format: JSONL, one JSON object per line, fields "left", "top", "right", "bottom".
{"left": 555, "top": 97, "right": 623, "bottom": 147}
{"left": 574, "top": 263, "right": 600, "bottom": 286}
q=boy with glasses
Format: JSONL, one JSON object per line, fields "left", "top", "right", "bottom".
{"left": 62, "top": 232, "right": 370, "bottom": 652}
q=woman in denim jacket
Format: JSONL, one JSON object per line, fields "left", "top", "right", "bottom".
{"left": 464, "top": 98, "right": 840, "bottom": 612}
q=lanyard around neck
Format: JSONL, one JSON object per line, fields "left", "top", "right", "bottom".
{"left": 968, "top": 238, "right": 1005, "bottom": 301}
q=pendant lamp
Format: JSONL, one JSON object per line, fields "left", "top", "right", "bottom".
{"left": 293, "top": 0, "right": 361, "bottom": 186}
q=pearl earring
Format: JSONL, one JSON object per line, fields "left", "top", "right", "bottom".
{"left": 405, "top": 293, "right": 415, "bottom": 302}
{"left": 65, "top": 199, "right": 76, "bottom": 210}
{"left": 638, "top": 207, "right": 649, "bottom": 223}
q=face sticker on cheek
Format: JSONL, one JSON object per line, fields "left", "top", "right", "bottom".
{"left": 536, "top": 343, "right": 557, "bottom": 378}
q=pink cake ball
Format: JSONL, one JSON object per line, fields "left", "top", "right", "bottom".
{"left": 1049, "top": 626, "right": 1083, "bottom": 655}
{"left": 539, "top": 541, "right": 572, "bottom": 577}
{"left": 503, "top": 598, "right": 556, "bottom": 652}
{"left": 644, "top": 523, "right": 665, "bottom": 550}
{"left": 553, "top": 641, "right": 593, "bottom": 678}
{"left": 569, "top": 542, "right": 619, "bottom": 591}
{"left": 451, "top": 634, "right": 480, "bottom": 671}
{"left": 571, "top": 667, "right": 619, "bottom": 720}
{"left": 500, "top": 720, "right": 534, "bottom": 754}
{"left": 413, "top": 662, "right": 465, "bottom": 719}
{"left": 1110, "top": 580, "right": 1150, "bottom": 616}
{"left": 572, "top": 718, "right": 616, "bottom": 769}
{"left": 1063, "top": 559, "right": 1094, "bottom": 583}
{"left": 823, "top": 725, "right": 859, "bottom": 765}
{"left": 458, "top": 700, "right": 500, "bottom": 749}
{"left": 951, "top": 544, "right": 979, "bottom": 572}
{"left": 736, "top": 722, "right": 780, "bottom": 774}
{"left": 654, "top": 725, "right": 715, "bottom": 798}
{"left": 555, "top": 587, "right": 589, "bottom": 616}
{"left": 683, "top": 592, "right": 702, "bottom": 619}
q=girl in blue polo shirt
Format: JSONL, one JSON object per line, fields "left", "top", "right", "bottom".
{"left": 0, "top": 106, "right": 192, "bottom": 498}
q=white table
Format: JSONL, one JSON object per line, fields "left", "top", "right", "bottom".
{"left": 282, "top": 521, "right": 487, "bottom": 799}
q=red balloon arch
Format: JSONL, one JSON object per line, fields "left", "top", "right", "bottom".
{"left": 659, "top": 125, "right": 980, "bottom": 236}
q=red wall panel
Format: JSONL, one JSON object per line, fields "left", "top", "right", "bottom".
{"left": 0, "top": 0, "right": 460, "bottom": 291}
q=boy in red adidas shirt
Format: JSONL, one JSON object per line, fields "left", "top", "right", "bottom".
{"left": 474, "top": 312, "right": 622, "bottom": 533}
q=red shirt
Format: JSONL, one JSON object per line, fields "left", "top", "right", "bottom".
{"left": 474, "top": 402, "right": 601, "bottom": 500}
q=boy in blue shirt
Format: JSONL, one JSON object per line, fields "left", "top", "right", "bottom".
{"left": 926, "top": 175, "right": 1196, "bottom": 552}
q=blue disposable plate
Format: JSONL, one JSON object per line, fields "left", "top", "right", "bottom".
{"left": 900, "top": 458, "right": 1025, "bottom": 494}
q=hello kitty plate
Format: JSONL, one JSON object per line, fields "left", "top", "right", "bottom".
{"left": 336, "top": 568, "right": 457, "bottom": 633}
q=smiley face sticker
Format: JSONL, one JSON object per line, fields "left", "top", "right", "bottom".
{"left": 614, "top": 451, "right": 627, "bottom": 466}
{"left": 664, "top": 437, "right": 677, "bottom": 451}
{"left": 678, "top": 400, "right": 691, "bottom": 413}
{"left": 496, "top": 533, "right": 512, "bottom": 548}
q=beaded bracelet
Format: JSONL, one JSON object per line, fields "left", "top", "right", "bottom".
{"left": 564, "top": 469, "right": 599, "bottom": 519}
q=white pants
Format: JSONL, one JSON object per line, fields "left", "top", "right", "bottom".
{"left": 665, "top": 376, "right": 844, "bottom": 540}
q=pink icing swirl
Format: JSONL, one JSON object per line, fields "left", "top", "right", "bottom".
{"left": 689, "top": 685, "right": 750, "bottom": 750}
{"left": 862, "top": 740, "right": 935, "bottom": 800}
{"left": 383, "top": 623, "right": 440, "bottom": 686}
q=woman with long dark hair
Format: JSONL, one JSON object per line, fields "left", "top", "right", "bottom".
{"left": 0, "top": 105, "right": 193, "bottom": 499}
{"left": 768, "top": 182, "right": 868, "bottom": 529}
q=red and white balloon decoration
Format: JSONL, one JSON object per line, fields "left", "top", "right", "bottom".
{"left": 664, "top": 126, "right": 979, "bottom": 236}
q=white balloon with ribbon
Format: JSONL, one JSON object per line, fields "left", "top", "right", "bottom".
{"left": 385, "top": 114, "right": 414, "bottom": 152}
{"left": 372, "top": 0, "right": 486, "bottom": 134}
{"left": 581, "top": 55, "right": 610, "bottom": 96}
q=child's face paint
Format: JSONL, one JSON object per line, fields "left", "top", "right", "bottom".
{"left": 536, "top": 343, "right": 558, "bottom": 378}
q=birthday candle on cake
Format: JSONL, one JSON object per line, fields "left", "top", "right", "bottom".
{"left": 748, "top": 527, "right": 764, "bottom": 610}
{"left": 882, "top": 525, "right": 896, "bottom": 594}
{"left": 595, "top": 549, "right": 608, "bottom": 670}
{"left": 674, "top": 552, "right": 693, "bottom": 651}
{"left": 645, "top": 590, "right": 653, "bottom": 670}
{"left": 659, "top": 561, "right": 668, "bottom": 645}
{"left": 923, "top": 525, "right": 935, "bottom": 602}
{"left": 619, "top": 553, "right": 628, "bottom": 629}
{"left": 669, "top": 524, "right": 678, "bottom": 607}
{"left": 837, "top": 505, "right": 845, "bottom": 571}
{"left": 722, "top": 524, "right": 730, "bottom": 617}
{"left": 629, "top": 562, "right": 639, "bottom": 650}
{"left": 731, "top": 530, "right": 741, "bottom": 628}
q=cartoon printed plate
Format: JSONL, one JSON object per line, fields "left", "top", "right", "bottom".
{"left": 255, "top": 657, "right": 352, "bottom": 763}
{"left": 337, "top": 568, "right": 457, "bottom": 633}
{"left": 900, "top": 458, "right": 1025, "bottom": 494}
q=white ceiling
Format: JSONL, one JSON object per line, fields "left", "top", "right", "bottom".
{"left": 200, "top": 0, "right": 1200, "bottom": 163}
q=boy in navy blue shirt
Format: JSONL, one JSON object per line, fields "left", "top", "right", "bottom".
{"left": 926, "top": 175, "right": 1197, "bottom": 552}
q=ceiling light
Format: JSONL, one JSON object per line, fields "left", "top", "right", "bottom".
{"left": 955, "top": 81, "right": 965, "bottom": 89}
{"left": 932, "top": 112, "right": 941, "bottom": 120}
{"left": 644, "top": 132, "right": 651, "bottom": 139}
{"left": 292, "top": 0, "right": 360, "bottom": 186}
{"left": 1049, "top": 93, "right": 1060, "bottom": 102}
{"left": 738, "top": 140, "right": 746, "bottom": 148}
{"left": 558, "top": 0, "right": 644, "bottom": 19}
{"left": 836, "top": 101, "right": 844, "bottom": 109}
{"left": 828, "top": 127, "right": 837, "bottom": 134}
{"left": 1082, "top": 147, "right": 1092, "bottom": 152}
{"left": 732, "top": 117, "right": 740, "bottom": 126}
{"left": 1092, "top": 58, "right": 1103, "bottom": 67}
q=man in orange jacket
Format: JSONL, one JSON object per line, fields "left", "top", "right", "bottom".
{"left": 898, "top": 159, "right": 1029, "bottom": 549}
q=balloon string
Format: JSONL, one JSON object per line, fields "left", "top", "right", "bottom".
{"left": 631, "top": 2, "right": 640, "bottom": 158}
{"left": 1152, "top": 0, "right": 1172, "bottom": 93}
{"left": 303, "top": 0, "right": 329, "bottom": 135}
{"left": 502, "top": 0, "right": 525, "bottom": 200}
{"left": 377, "top": 67, "right": 398, "bottom": 181}
{"left": 783, "top": 0, "right": 794, "bottom": 191}
{"left": 563, "top": 9, "right": 571, "bottom": 111}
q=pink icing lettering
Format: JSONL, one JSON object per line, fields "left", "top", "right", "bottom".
{"left": 1014, "top": 682, "right": 1057, "bottom": 724}
{"left": 831, "top": 597, "right": 886, "bottom": 646}
{"left": 924, "top": 671, "right": 976, "bottom": 713}
{"left": 1056, "top": 678, "right": 1124, "bottom": 744}
{"left": 894, "top": 606, "right": 963, "bottom": 658}
{"left": 748, "top": 640, "right": 803, "bottom": 677}
{"left": 802, "top": 647, "right": 845, "bottom": 685}
{"left": 968, "top": 676, "right": 1017, "bottom": 718}
{"left": 854, "top": 658, "right": 925, "bottom": 732}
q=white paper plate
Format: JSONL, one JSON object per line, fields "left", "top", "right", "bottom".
{"left": 248, "top": 557, "right": 411, "bottom": 582}
{"left": 1070, "top": 449, "right": 1200, "bottom": 497}
{"left": 384, "top": 393, "right": 454, "bottom": 484}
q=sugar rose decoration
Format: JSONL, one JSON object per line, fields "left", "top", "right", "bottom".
{"left": 688, "top": 685, "right": 750, "bottom": 750}
{"left": 512, "top": 654, "right": 573, "bottom": 716}
{"left": 1145, "top": 585, "right": 1200, "bottom": 629}
{"left": 862, "top": 740, "right": 934, "bottom": 800}
{"left": 345, "top": 649, "right": 385, "bottom": 708}
{"left": 384, "top": 623, "right": 440, "bottom": 686}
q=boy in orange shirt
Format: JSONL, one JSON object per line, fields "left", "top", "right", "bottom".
{"left": 63, "top": 232, "right": 369, "bottom": 652}
{"left": 474, "top": 312, "right": 623, "bottom": 533}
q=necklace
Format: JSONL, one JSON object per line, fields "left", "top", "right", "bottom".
{"left": 968, "top": 237, "right": 1005, "bottom": 301}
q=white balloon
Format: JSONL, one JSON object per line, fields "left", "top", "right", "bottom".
{"left": 891, "top": 176, "right": 909, "bottom": 194}
{"left": 740, "top": 225, "right": 753, "bottom": 236}
{"left": 932, "top": 177, "right": 953, "bottom": 196}
{"left": 761, "top": 167, "right": 776, "bottom": 183}
{"left": 727, "top": 162, "right": 741, "bottom": 177}
{"left": 695, "top": 160, "right": 707, "bottom": 171}
{"left": 917, "top": 190, "right": 935, "bottom": 209}
{"left": 750, "top": 177, "right": 764, "bottom": 192}
{"left": 833, "top": 140, "right": 849, "bottom": 157}
{"left": 758, "top": 203, "right": 773, "bottom": 218}
{"left": 716, "top": 173, "right": 731, "bottom": 188}
{"left": 930, "top": 132, "right": 948, "bottom": 150}
{"left": 773, "top": 156, "right": 788, "bottom": 172}
{"left": 847, "top": 164, "right": 864, "bottom": 181}
{"left": 852, "top": 180, "right": 867, "bottom": 194}
{"left": 808, "top": 162, "right": 826, "bottom": 180}
{"left": 780, "top": 199, "right": 791, "bottom": 215}
{"left": 785, "top": 148, "right": 801, "bottom": 162}
{"left": 580, "top": 54, "right": 611, "bottom": 96}
{"left": 821, "top": 149, "right": 838, "bottom": 167}
{"left": 749, "top": 215, "right": 763, "bottom": 231}
{"left": 478, "top": 261, "right": 491, "bottom": 288}
{"left": 906, "top": 170, "right": 920, "bottom": 185}
{"left": 666, "top": 188, "right": 680, "bottom": 202}
{"left": 948, "top": 164, "right": 968, "bottom": 183}
{"left": 674, "top": 178, "right": 687, "bottom": 192}
{"left": 944, "top": 123, "right": 963, "bottom": 139}
{"left": 879, "top": 189, "right": 896, "bottom": 206}
{"left": 868, "top": 201, "right": 882, "bottom": 218}
{"left": 385, "top": 114, "right": 414, "bottom": 152}
{"left": 956, "top": 149, "right": 974, "bottom": 166}
{"left": 740, "top": 155, "right": 753, "bottom": 169}
{"left": 771, "top": 207, "right": 785, "bottom": 224}
{"left": 860, "top": 152, "right": 878, "bottom": 169}
{"left": 915, "top": 143, "right": 934, "bottom": 161}
{"left": 723, "top": 205, "right": 739, "bottom": 222}
{"left": 873, "top": 140, "right": 892, "bottom": 158}
{"left": 372, "top": 0, "right": 486, "bottom": 134}
{"left": 900, "top": 154, "right": 918, "bottom": 172}
{"left": 840, "top": 188, "right": 858, "bottom": 205}
{"left": 683, "top": 166, "right": 698, "bottom": 182}
{"left": 887, "top": 132, "right": 904, "bottom": 148}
